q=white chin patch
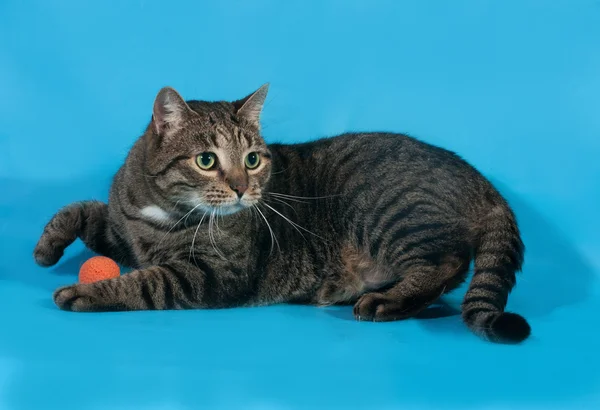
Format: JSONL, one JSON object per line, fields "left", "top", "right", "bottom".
{"left": 140, "top": 205, "right": 171, "bottom": 222}
{"left": 215, "top": 204, "right": 245, "bottom": 215}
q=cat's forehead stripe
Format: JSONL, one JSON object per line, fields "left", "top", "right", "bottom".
{"left": 235, "top": 127, "right": 245, "bottom": 144}
{"left": 209, "top": 124, "right": 254, "bottom": 149}
{"left": 214, "top": 128, "right": 229, "bottom": 147}
{"left": 213, "top": 147, "right": 230, "bottom": 169}
{"left": 206, "top": 132, "right": 218, "bottom": 146}
{"left": 242, "top": 130, "right": 253, "bottom": 146}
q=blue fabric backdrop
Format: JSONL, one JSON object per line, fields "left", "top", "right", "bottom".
{"left": 1, "top": 1, "right": 599, "bottom": 409}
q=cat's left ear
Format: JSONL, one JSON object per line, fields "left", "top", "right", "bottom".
{"left": 233, "top": 83, "right": 269, "bottom": 127}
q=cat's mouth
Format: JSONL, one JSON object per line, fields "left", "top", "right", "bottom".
{"left": 200, "top": 196, "right": 260, "bottom": 216}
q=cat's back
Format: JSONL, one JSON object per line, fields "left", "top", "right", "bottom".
{"left": 268, "top": 132, "right": 489, "bottom": 200}
{"left": 271, "top": 132, "right": 473, "bottom": 170}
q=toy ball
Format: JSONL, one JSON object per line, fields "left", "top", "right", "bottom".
{"left": 79, "top": 256, "right": 120, "bottom": 284}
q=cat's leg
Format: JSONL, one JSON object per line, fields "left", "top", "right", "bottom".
{"left": 34, "top": 200, "right": 134, "bottom": 267}
{"left": 353, "top": 254, "right": 470, "bottom": 322}
{"left": 52, "top": 260, "right": 248, "bottom": 312}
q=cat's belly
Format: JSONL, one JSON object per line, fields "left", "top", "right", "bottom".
{"left": 314, "top": 243, "right": 397, "bottom": 305}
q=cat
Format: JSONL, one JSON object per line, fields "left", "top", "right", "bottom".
{"left": 33, "top": 84, "right": 531, "bottom": 344}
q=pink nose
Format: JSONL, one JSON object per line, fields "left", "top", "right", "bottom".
{"left": 230, "top": 184, "right": 248, "bottom": 198}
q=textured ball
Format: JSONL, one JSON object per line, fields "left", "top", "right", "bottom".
{"left": 79, "top": 256, "right": 120, "bottom": 284}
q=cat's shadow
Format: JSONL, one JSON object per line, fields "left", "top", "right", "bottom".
{"left": 323, "top": 300, "right": 460, "bottom": 322}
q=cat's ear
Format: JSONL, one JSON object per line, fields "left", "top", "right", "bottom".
{"left": 152, "top": 87, "right": 194, "bottom": 137}
{"left": 233, "top": 83, "right": 269, "bottom": 127}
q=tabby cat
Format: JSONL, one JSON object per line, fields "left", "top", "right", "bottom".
{"left": 33, "top": 84, "right": 531, "bottom": 343}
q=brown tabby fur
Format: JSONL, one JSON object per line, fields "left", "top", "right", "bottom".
{"left": 33, "top": 84, "right": 531, "bottom": 343}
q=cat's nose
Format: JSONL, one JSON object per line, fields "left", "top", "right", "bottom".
{"left": 230, "top": 184, "right": 248, "bottom": 198}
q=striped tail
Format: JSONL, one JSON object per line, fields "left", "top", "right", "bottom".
{"left": 462, "top": 204, "right": 531, "bottom": 343}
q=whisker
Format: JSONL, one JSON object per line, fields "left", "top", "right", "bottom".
{"left": 158, "top": 203, "right": 202, "bottom": 247}
{"left": 184, "top": 204, "right": 202, "bottom": 226}
{"left": 265, "top": 193, "right": 308, "bottom": 204}
{"left": 209, "top": 211, "right": 215, "bottom": 253}
{"left": 189, "top": 211, "right": 208, "bottom": 265}
{"left": 254, "top": 205, "right": 280, "bottom": 255}
{"left": 264, "top": 196, "right": 297, "bottom": 213}
{"left": 268, "top": 191, "right": 340, "bottom": 200}
{"left": 169, "top": 200, "right": 182, "bottom": 213}
{"left": 261, "top": 202, "right": 325, "bottom": 241}
{"left": 214, "top": 209, "right": 223, "bottom": 237}
{"left": 261, "top": 203, "right": 306, "bottom": 241}
{"left": 270, "top": 167, "right": 289, "bottom": 176}
{"left": 208, "top": 210, "right": 226, "bottom": 260}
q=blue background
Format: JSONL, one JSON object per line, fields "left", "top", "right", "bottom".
{"left": 1, "top": 1, "right": 599, "bottom": 409}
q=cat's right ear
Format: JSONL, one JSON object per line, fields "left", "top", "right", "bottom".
{"left": 152, "top": 87, "right": 194, "bottom": 137}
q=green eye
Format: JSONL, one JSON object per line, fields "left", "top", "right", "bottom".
{"left": 196, "top": 152, "right": 216, "bottom": 170}
{"left": 245, "top": 152, "right": 260, "bottom": 169}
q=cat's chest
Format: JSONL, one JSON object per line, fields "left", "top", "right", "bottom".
{"left": 126, "top": 206, "right": 251, "bottom": 266}
{"left": 139, "top": 205, "right": 171, "bottom": 223}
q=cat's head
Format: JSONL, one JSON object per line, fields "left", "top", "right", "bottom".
{"left": 144, "top": 84, "right": 271, "bottom": 215}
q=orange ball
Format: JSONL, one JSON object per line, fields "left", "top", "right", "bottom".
{"left": 79, "top": 256, "right": 120, "bottom": 284}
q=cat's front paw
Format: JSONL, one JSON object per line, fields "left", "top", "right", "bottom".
{"left": 33, "top": 240, "right": 64, "bottom": 267}
{"left": 53, "top": 284, "right": 101, "bottom": 312}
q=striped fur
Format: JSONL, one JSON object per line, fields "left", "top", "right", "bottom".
{"left": 34, "top": 85, "right": 530, "bottom": 343}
